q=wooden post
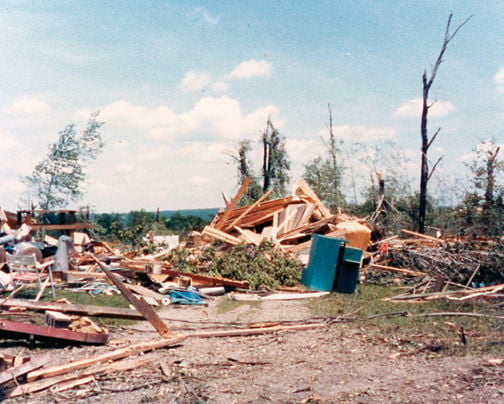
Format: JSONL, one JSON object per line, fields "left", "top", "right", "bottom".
{"left": 92, "top": 256, "right": 173, "bottom": 338}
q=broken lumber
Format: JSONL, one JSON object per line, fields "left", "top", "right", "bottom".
{"left": 188, "top": 322, "right": 326, "bottom": 338}
{"left": 8, "top": 353, "right": 164, "bottom": 398}
{"left": 202, "top": 226, "right": 242, "bottom": 245}
{"left": 223, "top": 189, "right": 272, "bottom": 231}
{"left": 27, "top": 335, "right": 185, "bottom": 383}
{"left": 0, "top": 299, "right": 143, "bottom": 320}
{"left": 93, "top": 256, "right": 173, "bottom": 338}
{"left": 214, "top": 178, "right": 251, "bottom": 230}
{"left": 0, "top": 319, "right": 108, "bottom": 344}
{"left": 0, "top": 354, "right": 51, "bottom": 385}
{"left": 153, "top": 268, "right": 249, "bottom": 289}
{"left": 369, "top": 263, "right": 426, "bottom": 277}
{"left": 400, "top": 229, "right": 443, "bottom": 243}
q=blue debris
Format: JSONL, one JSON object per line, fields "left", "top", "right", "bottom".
{"left": 169, "top": 289, "right": 206, "bottom": 305}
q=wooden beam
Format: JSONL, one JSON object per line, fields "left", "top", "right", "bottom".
{"left": 0, "top": 319, "right": 108, "bottom": 344}
{"left": 188, "top": 322, "right": 325, "bottom": 338}
{"left": 400, "top": 229, "right": 443, "bottom": 242}
{"left": 0, "top": 299, "right": 144, "bottom": 320}
{"left": 202, "top": 226, "right": 242, "bottom": 245}
{"left": 27, "top": 335, "right": 185, "bottom": 383}
{"left": 369, "top": 263, "right": 426, "bottom": 277}
{"left": 93, "top": 256, "right": 173, "bottom": 338}
{"left": 8, "top": 353, "right": 164, "bottom": 398}
{"left": 213, "top": 178, "right": 251, "bottom": 230}
{"left": 29, "top": 223, "right": 94, "bottom": 231}
{"left": 223, "top": 190, "right": 272, "bottom": 231}
{"left": 152, "top": 268, "right": 249, "bottom": 289}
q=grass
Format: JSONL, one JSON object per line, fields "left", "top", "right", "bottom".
{"left": 306, "top": 284, "right": 504, "bottom": 356}
{"left": 3, "top": 286, "right": 138, "bottom": 328}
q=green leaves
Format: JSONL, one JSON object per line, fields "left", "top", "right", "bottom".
{"left": 27, "top": 112, "right": 104, "bottom": 210}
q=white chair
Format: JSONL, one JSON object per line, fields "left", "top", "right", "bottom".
{"left": 6, "top": 253, "right": 55, "bottom": 299}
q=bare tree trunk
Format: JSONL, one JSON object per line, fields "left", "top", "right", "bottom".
{"left": 417, "top": 13, "right": 471, "bottom": 233}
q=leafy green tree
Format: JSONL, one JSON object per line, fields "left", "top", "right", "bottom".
{"left": 93, "top": 212, "right": 124, "bottom": 241}
{"left": 165, "top": 213, "right": 208, "bottom": 236}
{"left": 229, "top": 140, "right": 263, "bottom": 205}
{"left": 27, "top": 112, "right": 104, "bottom": 210}
{"left": 119, "top": 210, "right": 156, "bottom": 249}
{"left": 464, "top": 141, "right": 504, "bottom": 236}
{"left": 303, "top": 156, "right": 342, "bottom": 213}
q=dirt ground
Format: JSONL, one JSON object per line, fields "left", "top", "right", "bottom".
{"left": 2, "top": 296, "right": 504, "bottom": 403}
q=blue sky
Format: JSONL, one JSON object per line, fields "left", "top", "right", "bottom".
{"left": 1, "top": 1, "right": 503, "bottom": 212}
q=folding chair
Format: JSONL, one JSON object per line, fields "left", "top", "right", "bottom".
{"left": 6, "top": 253, "right": 55, "bottom": 299}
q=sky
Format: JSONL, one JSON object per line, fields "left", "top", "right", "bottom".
{"left": 1, "top": 1, "right": 504, "bottom": 213}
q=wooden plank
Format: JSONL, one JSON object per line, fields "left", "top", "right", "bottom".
{"left": 29, "top": 223, "right": 94, "bottom": 231}
{"left": 400, "top": 229, "right": 443, "bottom": 242}
{"left": 214, "top": 178, "right": 251, "bottom": 230}
{"left": 0, "top": 299, "right": 144, "bottom": 320}
{"left": 126, "top": 283, "right": 165, "bottom": 301}
{"left": 0, "top": 319, "right": 108, "bottom": 344}
{"left": 202, "top": 226, "right": 242, "bottom": 245}
{"left": 293, "top": 179, "right": 332, "bottom": 218}
{"left": 51, "top": 376, "right": 94, "bottom": 393}
{"left": 155, "top": 269, "right": 249, "bottom": 289}
{"left": 273, "top": 206, "right": 299, "bottom": 237}
{"left": 223, "top": 190, "right": 272, "bottom": 231}
{"left": 234, "top": 227, "right": 264, "bottom": 246}
{"left": 188, "top": 322, "right": 325, "bottom": 338}
{"left": 9, "top": 353, "right": 164, "bottom": 398}
{"left": 93, "top": 257, "right": 173, "bottom": 338}
{"left": 369, "top": 263, "right": 426, "bottom": 277}
{"left": 27, "top": 335, "right": 185, "bottom": 383}
{"left": 0, "top": 354, "right": 51, "bottom": 385}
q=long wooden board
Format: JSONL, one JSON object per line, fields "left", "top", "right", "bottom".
{"left": 0, "top": 299, "right": 144, "bottom": 320}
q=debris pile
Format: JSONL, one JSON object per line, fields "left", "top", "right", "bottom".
{"left": 363, "top": 229, "right": 504, "bottom": 302}
{"left": 201, "top": 179, "right": 372, "bottom": 253}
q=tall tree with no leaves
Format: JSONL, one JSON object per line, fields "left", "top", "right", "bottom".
{"left": 418, "top": 13, "right": 471, "bottom": 233}
{"left": 27, "top": 112, "right": 105, "bottom": 211}
{"left": 261, "top": 118, "right": 290, "bottom": 198}
{"left": 303, "top": 103, "right": 345, "bottom": 212}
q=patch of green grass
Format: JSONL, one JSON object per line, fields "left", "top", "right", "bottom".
{"left": 45, "top": 289, "right": 130, "bottom": 308}
{"left": 307, "top": 284, "right": 504, "bottom": 356}
{"left": 43, "top": 289, "right": 136, "bottom": 328}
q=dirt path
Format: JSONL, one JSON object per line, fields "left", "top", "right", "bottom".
{"left": 3, "top": 297, "right": 504, "bottom": 403}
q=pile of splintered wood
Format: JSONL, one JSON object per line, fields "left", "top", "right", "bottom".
{"left": 201, "top": 178, "right": 371, "bottom": 252}
{"left": 365, "top": 229, "right": 504, "bottom": 303}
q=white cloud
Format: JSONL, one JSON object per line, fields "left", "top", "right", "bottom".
{"left": 5, "top": 97, "right": 51, "bottom": 115}
{"left": 100, "top": 96, "right": 280, "bottom": 142}
{"left": 493, "top": 66, "right": 504, "bottom": 94}
{"left": 229, "top": 59, "right": 272, "bottom": 80}
{"left": 181, "top": 96, "right": 279, "bottom": 139}
{"left": 318, "top": 125, "right": 396, "bottom": 142}
{"left": 179, "top": 71, "right": 212, "bottom": 93}
{"left": 286, "top": 139, "right": 325, "bottom": 163}
{"left": 182, "top": 142, "right": 228, "bottom": 162}
{"left": 395, "top": 98, "right": 455, "bottom": 118}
